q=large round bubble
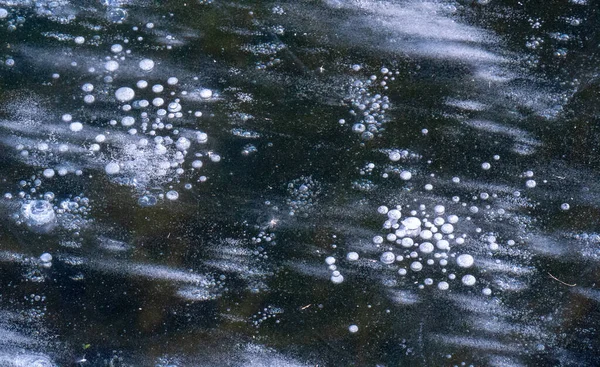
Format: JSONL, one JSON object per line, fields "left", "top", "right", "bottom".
{"left": 20, "top": 200, "right": 56, "bottom": 233}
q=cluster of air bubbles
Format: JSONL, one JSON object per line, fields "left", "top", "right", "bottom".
{"left": 251, "top": 305, "right": 283, "bottom": 328}
{"left": 388, "top": 149, "right": 421, "bottom": 163}
{"left": 384, "top": 149, "right": 422, "bottom": 180}
{"left": 104, "top": 3, "right": 128, "bottom": 23}
{"left": 565, "top": 16, "right": 581, "bottom": 26}
{"left": 358, "top": 162, "right": 376, "bottom": 175}
{"left": 36, "top": 44, "right": 224, "bottom": 204}
{"left": 286, "top": 176, "right": 322, "bottom": 216}
{"left": 521, "top": 170, "right": 537, "bottom": 188}
{"left": 251, "top": 227, "right": 275, "bottom": 245}
{"left": 1, "top": 34, "right": 225, "bottom": 205}
{"left": 230, "top": 112, "right": 254, "bottom": 123}
{"left": 325, "top": 255, "right": 344, "bottom": 284}
{"left": 344, "top": 67, "right": 395, "bottom": 140}
{"left": 155, "top": 355, "right": 182, "bottom": 367}
{"left": 232, "top": 128, "right": 261, "bottom": 139}
{"left": 550, "top": 32, "right": 571, "bottom": 42}
{"left": 371, "top": 203, "right": 482, "bottom": 291}
{"left": 238, "top": 38, "right": 285, "bottom": 70}
{"left": 20, "top": 250, "right": 59, "bottom": 283}
{"left": 176, "top": 283, "right": 223, "bottom": 302}
{"left": 243, "top": 42, "right": 286, "bottom": 56}
{"left": 242, "top": 144, "right": 258, "bottom": 156}
{"left": 352, "top": 179, "right": 376, "bottom": 192}
{"left": 272, "top": 5, "right": 285, "bottom": 15}
{"left": 175, "top": 272, "right": 225, "bottom": 302}
{"left": 7, "top": 181, "right": 92, "bottom": 234}
{"left": 204, "top": 215, "right": 277, "bottom": 295}
{"left": 0, "top": 6, "right": 26, "bottom": 33}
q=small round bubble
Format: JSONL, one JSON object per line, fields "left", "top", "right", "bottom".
{"left": 402, "top": 217, "right": 421, "bottom": 230}
{"left": 410, "top": 261, "right": 423, "bottom": 271}
{"left": 139, "top": 59, "right": 155, "bottom": 71}
{"left": 352, "top": 123, "right": 365, "bottom": 133}
{"left": 461, "top": 274, "right": 476, "bottom": 286}
{"left": 166, "top": 191, "right": 179, "bottom": 200}
{"left": 436, "top": 239, "right": 450, "bottom": 250}
{"left": 176, "top": 137, "right": 191, "bottom": 150}
{"left": 105, "top": 162, "right": 120, "bottom": 175}
{"left": 400, "top": 171, "right": 412, "bottom": 180}
{"left": 70, "top": 122, "right": 83, "bottom": 132}
{"left": 105, "top": 60, "right": 119, "bottom": 71}
{"left": 347, "top": 252, "right": 359, "bottom": 261}
{"left": 199, "top": 89, "right": 213, "bottom": 99}
{"left": 387, "top": 209, "right": 401, "bottom": 220}
{"left": 420, "top": 230, "right": 433, "bottom": 240}
{"left": 331, "top": 274, "right": 344, "bottom": 284}
{"left": 401, "top": 238, "right": 414, "bottom": 248}
{"left": 40, "top": 253, "right": 52, "bottom": 262}
{"left": 380, "top": 252, "right": 395, "bottom": 264}
{"left": 43, "top": 169, "right": 55, "bottom": 178}
{"left": 419, "top": 242, "right": 434, "bottom": 254}
{"left": 196, "top": 132, "right": 208, "bottom": 143}
{"left": 111, "top": 44, "right": 123, "bottom": 53}
{"left": 121, "top": 116, "right": 135, "bottom": 127}
{"left": 115, "top": 87, "right": 135, "bottom": 102}
{"left": 456, "top": 254, "right": 474, "bottom": 268}
{"left": 441, "top": 223, "right": 454, "bottom": 234}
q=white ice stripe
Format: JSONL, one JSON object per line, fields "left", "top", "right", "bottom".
{"left": 430, "top": 334, "right": 521, "bottom": 353}
{"left": 85, "top": 257, "right": 212, "bottom": 285}
{"left": 475, "top": 259, "right": 535, "bottom": 275}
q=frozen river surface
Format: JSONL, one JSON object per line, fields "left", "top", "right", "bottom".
{"left": 0, "top": 0, "right": 599, "bottom": 366}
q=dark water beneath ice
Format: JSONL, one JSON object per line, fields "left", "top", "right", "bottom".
{"left": 0, "top": 0, "right": 599, "bottom": 366}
